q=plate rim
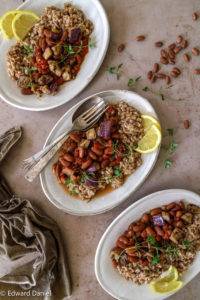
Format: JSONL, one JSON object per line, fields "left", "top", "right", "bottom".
{"left": 40, "top": 89, "right": 160, "bottom": 216}
{"left": 0, "top": 0, "right": 110, "bottom": 111}
{"left": 94, "top": 188, "right": 200, "bottom": 300}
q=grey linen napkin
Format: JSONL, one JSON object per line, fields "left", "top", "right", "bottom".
{"left": 0, "top": 127, "right": 72, "bottom": 299}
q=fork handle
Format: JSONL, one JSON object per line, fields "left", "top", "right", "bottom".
{"left": 25, "top": 135, "right": 68, "bottom": 182}
{"left": 30, "top": 130, "right": 70, "bottom": 163}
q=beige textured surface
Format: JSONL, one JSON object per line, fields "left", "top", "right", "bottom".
{"left": 0, "top": 0, "right": 200, "bottom": 299}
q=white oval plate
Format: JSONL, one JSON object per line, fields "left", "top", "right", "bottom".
{"left": 0, "top": 0, "right": 109, "bottom": 111}
{"left": 40, "top": 89, "right": 160, "bottom": 216}
{"left": 95, "top": 189, "right": 200, "bottom": 300}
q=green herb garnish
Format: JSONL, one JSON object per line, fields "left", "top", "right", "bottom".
{"left": 65, "top": 177, "right": 74, "bottom": 185}
{"left": 23, "top": 66, "right": 37, "bottom": 75}
{"left": 147, "top": 235, "right": 157, "bottom": 246}
{"left": 182, "top": 240, "right": 191, "bottom": 249}
{"left": 127, "top": 76, "right": 141, "bottom": 87}
{"left": 22, "top": 44, "right": 33, "bottom": 55}
{"left": 169, "top": 140, "right": 178, "bottom": 154}
{"left": 142, "top": 86, "right": 150, "bottom": 92}
{"left": 89, "top": 37, "right": 96, "bottom": 48}
{"left": 113, "top": 167, "right": 122, "bottom": 177}
{"left": 107, "top": 63, "right": 123, "bottom": 80}
{"left": 164, "top": 158, "right": 173, "bottom": 168}
{"left": 165, "top": 244, "right": 179, "bottom": 258}
{"left": 151, "top": 254, "right": 160, "bottom": 265}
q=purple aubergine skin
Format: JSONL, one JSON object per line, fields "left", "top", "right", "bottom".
{"left": 69, "top": 28, "right": 82, "bottom": 44}
{"left": 152, "top": 215, "right": 165, "bottom": 226}
{"left": 97, "top": 120, "right": 112, "bottom": 139}
{"left": 85, "top": 177, "right": 98, "bottom": 187}
{"left": 87, "top": 165, "right": 97, "bottom": 173}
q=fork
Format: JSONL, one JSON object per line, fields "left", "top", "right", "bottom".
{"left": 23, "top": 99, "right": 107, "bottom": 182}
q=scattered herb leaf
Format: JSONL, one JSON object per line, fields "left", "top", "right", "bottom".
{"left": 164, "top": 158, "right": 173, "bottom": 168}
{"left": 142, "top": 86, "right": 150, "bottom": 92}
{"left": 107, "top": 63, "right": 123, "bottom": 80}
{"left": 23, "top": 66, "right": 37, "bottom": 75}
{"left": 166, "top": 128, "right": 174, "bottom": 136}
{"left": 147, "top": 235, "right": 157, "bottom": 246}
{"left": 127, "top": 76, "right": 141, "bottom": 87}
{"left": 169, "top": 140, "right": 178, "bottom": 154}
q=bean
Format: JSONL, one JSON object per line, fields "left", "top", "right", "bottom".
{"left": 81, "top": 159, "right": 92, "bottom": 170}
{"left": 173, "top": 46, "right": 182, "bottom": 54}
{"left": 91, "top": 146, "right": 103, "bottom": 156}
{"left": 147, "top": 70, "right": 153, "bottom": 80}
{"left": 150, "top": 208, "right": 162, "bottom": 216}
{"left": 192, "top": 12, "right": 198, "bottom": 21}
{"left": 154, "top": 226, "right": 164, "bottom": 237}
{"left": 61, "top": 30, "right": 68, "bottom": 42}
{"left": 126, "top": 230, "right": 134, "bottom": 238}
{"left": 176, "top": 210, "right": 183, "bottom": 218}
{"left": 160, "top": 56, "right": 168, "bottom": 64}
{"left": 126, "top": 248, "right": 137, "bottom": 256}
{"left": 63, "top": 153, "right": 74, "bottom": 162}
{"left": 140, "top": 259, "right": 149, "bottom": 266}
{"left": 89, "top": 151, "right": 97, "bottom": 160}
{"left": 183, "top": 53, "right": 190, "bottom": 62}
{"left": 157, "top": 73, "right": 166, "bottom": 79}
{"left": 136, "top": 35, "right": 145, "bottom": 41}
{"left": 132, "top": 224, "right": 145, "bottom": 233}
{"left": 171, "top": 204, "right": 181, "bottom": 211}
{"left": 101, "top": 160, "right": 110, "bottom": 168}
{"left": 69, "top": 132, "right": 81, "bottom": 143}
{"left": 166, "top": 202, "right": 176, "bottom": 210}
{"left": 60, "top": 174, "right": 66, "bottom": 185}
{"left": 141, "top": 229, "right": 147, "bottom": 239}
{"left": 118, "top": 235, "right": 129, "bottom": 245}
{"left": 78, "top": 147, "right": 84, "bottom": 159}
{"left": 161, "top": 49, "right": 168, "bottom": 58}
{"left": 179, "top": 201, "right": 185, "bottom": 209}
{"left": 192, "top": 47, "right": 200, "bottom": 56}
{"left": 176, "top": 35, "right": 183, "bottom": 44}
{"left": 153, "top": 63, "right": 160, "bottom": 73}
{"left": 175, "top": 220, "right": 184, "bottom": 228}
{"left": 146, "top": 226, "right": 156, "bottom": 237}
{"left": 104, "top": 147, "right": 113, "bottom": 155}
{"left": 155, "top": 41, "right": 163, "bottom": 47}
{"left": 181, "top": 39, "right": 188, "bottom": 49}
{"left": 116, "top": 240, "right": 127, "bottom": 249}
{"left": 168, "top": 43, "right": 176, "bottom": 50}
{"left": 21, "top": 87, "right": 33, "bottom": 95}
{"left": 168, "top": 49, "right": 175, "bottom": 59}
{"left": 59, "top": 157, "right": 71, "bottom": 167}
{"left": 141, "top": 213, "right": 150, "bottom": 223}
{"left": 128, "top": 256, "right": 138, "bottom": 263}
{"left": 118, "top": 43, "right": 125, "bottom": 52}
{"left": 193, "top": 69, "right": 200, "bottom": 75}
{"left": 112, "top": 259, "right": 118, "bottom": 268}
{"left": 62, "top": 166, "right": 74, "bottom": 176}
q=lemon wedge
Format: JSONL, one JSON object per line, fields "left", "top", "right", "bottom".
{"left": 135, "top": 124, "right": 161, "bottom": 153}
{"left": 150, "top": 280, "right": 182, "bottom": 294}
{"left": 141, "top": 115, "right": 161, "bottom": 132}
{"left": 0, "top": 10, "right": 21, "bottom": 39}
{"left": 12, "top": 11, "right": 39, "bottom": 40}
{"left": 150, "top": 266, "right": 182, "bottom": 294}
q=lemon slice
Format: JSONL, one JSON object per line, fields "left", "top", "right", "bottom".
{"left": 12, "top": 11, "right": 39, "bottom": 40}
{"left": 142, "top": 115, "right": 161, "bottom": 132}
{"left": 150, "top": 266, "right": 182, "bottom": 294}
{"left": 154, "top": 266, "right": 179, "bottom": 284}
{"left": 150, "top": 280, "right": 182, "bottom": 294}
{"left": 135, "top": 124, "right": 161, "bottom": 153}
{"left": 0, "top": 10, "right": 21, "bottom": 39}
